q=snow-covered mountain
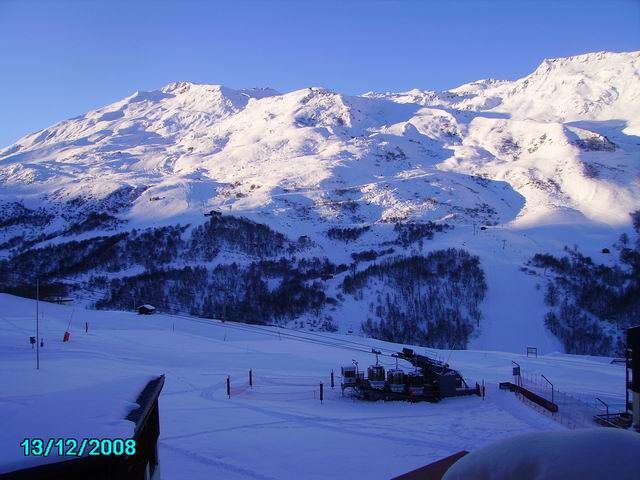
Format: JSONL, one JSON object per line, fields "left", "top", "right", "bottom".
{"left": 1, "top": 50, "right": 639, "bottom": 354}
{"left": 2, "top": 50, "right": 638, "bottom": 229}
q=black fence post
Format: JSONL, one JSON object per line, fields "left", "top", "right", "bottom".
{"left": 227, "top": 376, "right": 231, "bottom": 399}
{"left": 320, "top": 382, "right": 324, "bottom": 404}
{"left": 331, "top": 370, "right": 334, "bottom": 389}
{"left": 249, "top": 369, "right": 253, "bottom": 389}
{"left": 511, "top": 360, "right": 521, "bottom": 387}
{"left": 541, "top": 374, "right": 554, "bottom": 406}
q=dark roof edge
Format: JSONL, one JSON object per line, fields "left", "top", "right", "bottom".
{"left": 125, "top": 375, "right": 165, "bottom": 437}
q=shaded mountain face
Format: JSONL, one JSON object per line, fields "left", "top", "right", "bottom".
{"left": 0, "top": 51, "right": 638, "bottom": 355}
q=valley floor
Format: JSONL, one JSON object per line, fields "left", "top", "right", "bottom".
{"left": 0, "top": 294, "right": 626, "bottom": 479}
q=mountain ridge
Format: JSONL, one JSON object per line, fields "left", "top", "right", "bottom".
{"left": 1, "top": 50, "right": 637, "bottom": 231}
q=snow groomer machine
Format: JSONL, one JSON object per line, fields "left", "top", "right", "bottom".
{"left": 341, "top": 348, "right": 480, "bottom": 402}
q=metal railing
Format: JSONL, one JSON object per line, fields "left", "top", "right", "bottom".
{"left": 517, "top": 373, "right": 605, "bottom": 429}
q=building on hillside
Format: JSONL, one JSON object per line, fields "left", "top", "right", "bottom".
{"left": 137, "top": 304, "right": 156, "bottom": 315}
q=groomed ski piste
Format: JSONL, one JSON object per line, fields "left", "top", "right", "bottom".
{"left": 0, "top": 294, "right": 627, "bottom": 479}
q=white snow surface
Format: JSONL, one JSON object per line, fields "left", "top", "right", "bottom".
{"left": 0, "top": 294, "right": 628, "bottom": 479}
{"left": 443, "top": 428, "right": 640, "bottom": 480}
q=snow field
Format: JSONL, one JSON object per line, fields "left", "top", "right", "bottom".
{"left": 0, "top": 294, "right": 627, "bottom": 479}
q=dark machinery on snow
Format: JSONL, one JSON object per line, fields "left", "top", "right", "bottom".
{"left": 341, "top": 348, "right": 479, "bottom": 402}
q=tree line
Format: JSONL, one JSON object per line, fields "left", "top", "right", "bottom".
{"left": 531, "top": 211, "right": 640, "bottom": 356}
{"left": 344, "top": 249, "right": 486, "bottom": 348}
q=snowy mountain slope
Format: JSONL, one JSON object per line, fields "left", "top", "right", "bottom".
{"left": 0, "top": 294, "right": 626, "bottom": 479}
{"left": 1, "top": 51, "right": 638, "bottom": 230}
{"left": 375, "top": 51, "right": 640, "bottom": 131}
{"left": 0, "top": 50, "right": 639, "bottom": 353}
{"left": 498, "top": 52, "right": 640, "bottom": 129}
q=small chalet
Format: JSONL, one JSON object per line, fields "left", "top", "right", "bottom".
{"left": 137, "top": 305, "right": 156, "bottom": 315}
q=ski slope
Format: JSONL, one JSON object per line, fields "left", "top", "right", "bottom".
{"left": 0, "top": 294, "right": 626, "bottom": 479}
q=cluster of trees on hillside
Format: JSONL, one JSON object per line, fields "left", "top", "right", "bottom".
{"left": 344, "top": 249, "right": 486, "bottom": 348}
{"left": 0, "top": 215, "right": 294, "bottom": 280}
{"left": 0, "top": 213, "right": 348, "bottom": 327}
{"left": 351, "top": 248, "right": 394, "bottom": 263}
{"left": 531, "top": 211, "right": 640, "bottom": 356}
{"left": 189, "top": 215, "right": 290, "bottom": 258}
{"left": 0, "top": 202, "right": 53, "bottom": 228}
{"left": 393, "top": 222, "right": 451, "bottom": 247}
{"left": 573, "top": 135, "right": 616, "bottom": 152}
{"left": 62, "top": 185, "right": 148, "bottom": 218}
{"left": 0, "top": 235, "right": 25, "bottom": 251}
{"left": 0, "top": 192, "right": 148, "bottom": 253}
{"left": 2, "top": 211, "right": 492, "bottom": 341}
{"left": 94, "top": 260, "right": 335, "bottom": 326}
{"left": 0, "top": 227, "right": 186, "bottom": 278}
{"left": 326, "top": 226, "right": 370, "bottom": 242}
{"left": 0, "top": 209, "right": 120, "bottom": 254}
{"left": 63, "top": 212, "right": 122, "bottom": 236}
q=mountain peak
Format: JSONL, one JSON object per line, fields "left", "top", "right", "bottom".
{"left": 161, "top": 80, "right": 199, "bottom": 93}
{"left": 538, "top": 49, "right": 639, "bottom": 66}
{"left": 159, "top": 81, "right": 280, "bottom": 100}
{"left": 499, "top": 50, "right": 640, "bottom": 124}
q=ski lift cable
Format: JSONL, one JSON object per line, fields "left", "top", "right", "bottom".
{"left": 167, "top": 311, "right": 394, "bottom": 357}
{"left": 169, "top": 313, "right": 379, "bottom": 355}
{"left": 237, "top": 322, "right": 397, "bottom": 354}
{"left": 226, "top": 322, "right": 396, "bottom": 355}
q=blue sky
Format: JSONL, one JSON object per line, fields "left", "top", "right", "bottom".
{"left": 0, "top": 0, "right": 638, "bottom": 147}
